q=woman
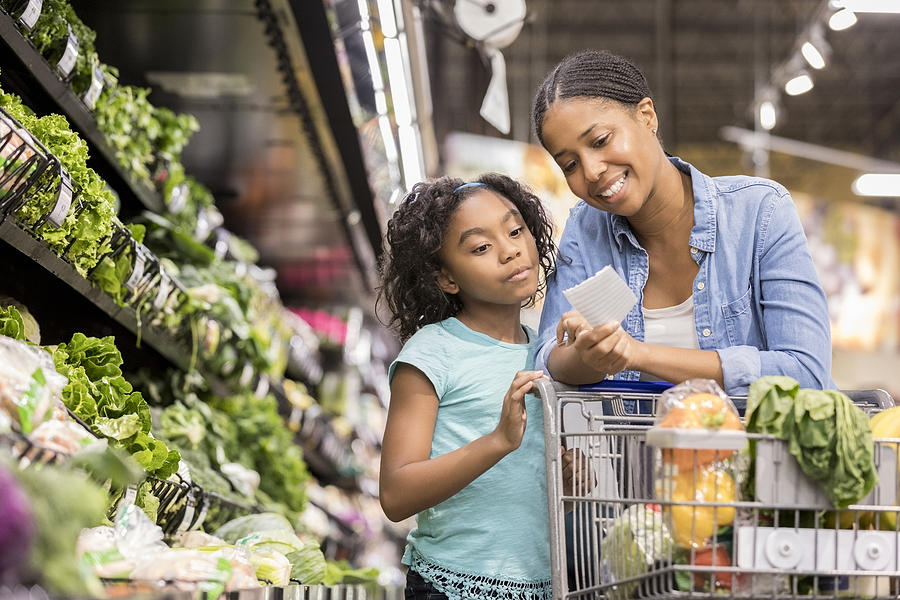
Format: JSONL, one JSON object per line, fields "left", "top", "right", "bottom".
{"left": 531, "top": 49, "right": 834, "bottom": 396}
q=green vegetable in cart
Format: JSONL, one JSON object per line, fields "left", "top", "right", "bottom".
{"left": 746, "top": 376, "right": 877, "bottom": 509}
{"left": 599, "top": 503, "right": 673, "bottom": 600}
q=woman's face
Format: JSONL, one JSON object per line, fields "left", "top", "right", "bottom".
{"left": 541, "top": 96, "right": 661, "bottom": 216}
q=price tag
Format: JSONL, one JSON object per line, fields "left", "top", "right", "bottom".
{"left": 19, "top": 0, "right": 43, "bottom": 30}
{"left": 153, "top": 270, "right": 173, "bottom": 310}
{"left": 239, "top": 362, "right": 254, "bottom": 388}
{"left": 46, "top": 169, "right": 73, "bottom": 227}
{"left": 82, "top": 64, "right": 104, "bottom": 110}
{"left": 213, "top": 228, "right": 229, "bottom": 259}
{"left": 255, "top": 376, "right": 270, "bottom": 399}
{"left": 176, "top": 494, "right": 197, "bottom": 534}
{"left": 122, "top": 485, "right": 138, "bottom": 506}
{"left": 124, "top": 246, "right": 146, "bottom": 292}
{"left": 56, "top": 25, "right": 79, "bottom": 78}
{"left": 167, "top": 182, "right": 188, "bottom": 214}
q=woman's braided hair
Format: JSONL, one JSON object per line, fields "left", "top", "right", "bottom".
{"left": 532, "top": 49, "right": 653, "bottom": 146}
{"left": 377, "top": 173, "right": 557, "bottom": 342}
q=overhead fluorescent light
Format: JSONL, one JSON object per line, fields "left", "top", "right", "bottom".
{"left": 398, "top": 124, "right": 424, "bottom": 189}
{"left": 852, "top": 173, "right": 900, "bottom": 196}
{"left": 832, "top": 0, "right": 900, "bottom": 13}
{"left": 377, "top": 0, "right": 398, "bottom": 37}
{"left": 784, "top": 72, "right": 814, "bottom": 95}
{"left": 384, "top": 37, "right": 413, "bottom": 125}
{"left": 801, "top": 41, "right": 827, "bottom": 69}
{"left": 828, "top": 7, "right": 858, "bottom": 29}
{"left": 759, "top": 100, "right": 778, "bottom": 130}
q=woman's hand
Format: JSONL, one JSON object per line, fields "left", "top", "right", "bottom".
{"left": 556, "top": 311, "right": 642, "bottom": 376}
{"left": 492, "top": 370, "right": 547, "bottom": 453}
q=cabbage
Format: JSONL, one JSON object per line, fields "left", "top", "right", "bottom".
{"left": 286, "top": 542, "right": 327, "bottom": 585}
{"left": 600, "top": 504, "right": 673, "bottom": 600}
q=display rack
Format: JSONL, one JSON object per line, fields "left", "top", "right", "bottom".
{"left": 0, "top": 9, "right": 163, "bottom": 214}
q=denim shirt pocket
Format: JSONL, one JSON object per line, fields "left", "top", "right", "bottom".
{"left": 721, "top": 286, "right": 755, "bottom": 346}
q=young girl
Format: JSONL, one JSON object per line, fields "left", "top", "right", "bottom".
{"left": 378, "top": 173, "right": 558, "bottom": 600}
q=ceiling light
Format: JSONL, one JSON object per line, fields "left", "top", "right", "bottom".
{"left": 828, "top": 8, "right": 858, "bottom": 29}
{"left": 759, "top": 100, "right": 778, "bottom": 130}
{"left": 832, "top": 0, "right": 900, "bottom": 13}
{"left": 784, "top": 72, "right": 814, "bottom": 95}
{"left": 801, "top": 41, "right": 827, "bottom": 69}
{"left": 377, "top": 0, "right": 398, "bottom": 37}
{"left": 852, "top": 173, "right": 900, "bottom": 196}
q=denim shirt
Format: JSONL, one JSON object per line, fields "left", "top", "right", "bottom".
{"left": 537, "top": 156, "right": 835, "bottom": 396}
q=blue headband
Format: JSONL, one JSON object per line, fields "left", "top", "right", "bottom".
{"left": 453, "top": 182, "right": 487, "bottom": 193}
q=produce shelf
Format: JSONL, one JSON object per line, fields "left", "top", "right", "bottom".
{"left": 0, "top": 9, "right": 164, "bottom": 215}
{"left": 0, "top": 216, "right": 232, "bottom": 397}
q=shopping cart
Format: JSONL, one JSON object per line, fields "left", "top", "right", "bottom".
{"left": 535, "top": 379, "right": 897, "bottom": 599}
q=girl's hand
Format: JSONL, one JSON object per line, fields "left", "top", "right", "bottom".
{"left": 561, "top": 446, "right": 596, "bottom": 496}
{"left": 567, "top": 320, "right": 641, "bottom": 377}
{"left": 493, "top": 370, "right": 546, "bottom": 453}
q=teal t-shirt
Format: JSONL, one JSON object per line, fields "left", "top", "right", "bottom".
{"left": 388, "top": 317, "right": 551, "bottom": 600}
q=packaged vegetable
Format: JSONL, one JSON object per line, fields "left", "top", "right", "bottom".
{"left": 600, "top": 503, "right": 672, "bottom": 600}
{"left": 659, "top": 467, "right": 736, "bottom": 549}
{"left": 654, "top": 379, "right": 744, "bottom": 470}
{"left": 0, "top": 335, "right": 67, "bottom": 434}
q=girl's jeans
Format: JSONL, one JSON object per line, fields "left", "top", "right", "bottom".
{"left": 405, "top": 570, "right": 448, "bottom": 600}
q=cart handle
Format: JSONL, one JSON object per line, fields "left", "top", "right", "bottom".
{"left": 577, "top": 380, "right": 674, "bottom": 394}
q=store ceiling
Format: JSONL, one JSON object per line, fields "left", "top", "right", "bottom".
{"left": 423, "top": 0, "right": 900, "bottom": 203}
{"left": 70, "top": 0, "right": 380, "bottom": 308}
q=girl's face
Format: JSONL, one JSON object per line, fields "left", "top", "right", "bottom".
{"left": 541, "top": 96, "right": 661, "bottom": 216}
{"left": 436, "top": 189, "right": 540, "bottom": 309}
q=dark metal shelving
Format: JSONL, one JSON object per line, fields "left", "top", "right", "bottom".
{"left": 0, "top": 10, "right": 164, "bottom": 215}
{"left": 0, "top": 217, "right": 187, "bottom": 365}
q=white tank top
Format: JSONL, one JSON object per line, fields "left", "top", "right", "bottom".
{"left": 642, "top": 295, "right": 700, "bottom": 349}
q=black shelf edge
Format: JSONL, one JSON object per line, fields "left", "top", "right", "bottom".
{"left": 0, "top": 217, "right": 239, "bottom": 399}
{"left": 0, "top": 10, "right": 164, "bottom": 214}
{"left": 0, "top": 217, "right": 188, "bottom": 367}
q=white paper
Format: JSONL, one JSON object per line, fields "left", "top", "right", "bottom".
{"left": 562, "top": 265, "right": 637, "bottom": 327}
{"left": 480, "top": 47, "right": 510, "bottom": 135}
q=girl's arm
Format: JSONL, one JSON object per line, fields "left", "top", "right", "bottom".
{"left": 379, "top": 364, "right": 544, "bottom": 522}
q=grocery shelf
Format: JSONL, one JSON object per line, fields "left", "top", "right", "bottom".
{"left": 0, "top": 216, "right": 232, "bottom": 397}
{"left": 0, "top": 9, "right": 164, "bottom": 215}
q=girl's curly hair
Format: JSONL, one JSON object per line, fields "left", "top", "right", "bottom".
{"left": 377, "top": 173, "right": 557, "bottom": 342}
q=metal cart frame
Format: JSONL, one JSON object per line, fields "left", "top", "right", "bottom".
{"left": 535, "top": 379, "right": 896, "bottom": 600}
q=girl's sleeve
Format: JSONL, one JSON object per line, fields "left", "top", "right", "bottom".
{"left": 536, "top": 212, "right": 591, "bottom": 374}
{"left": 388, "top": 331, "right": 450, "bottom": 397}
{"left": 716, "top": 192, "right": 834, "bottom": 393}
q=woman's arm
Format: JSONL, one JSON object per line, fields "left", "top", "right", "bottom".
{"left": 378, "top": 364, "right": 544, "bottom": 522}
{"left": 718, "top": 193, "right": 833, "bottom": 392}
{"left": 549, "top": 314, "right": 724, "bottom": 385}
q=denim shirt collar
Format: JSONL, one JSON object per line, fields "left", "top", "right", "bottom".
{"left": 611, "top": 156, "right": 717, "bottom": 254}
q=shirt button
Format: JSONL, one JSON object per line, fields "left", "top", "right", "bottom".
{"left": 690, "top": 247, "right": 699, "bottom": 254}
{"left": 702, "top": 328, "right": 711, "bottom": 337}
{"left": 697, "top": 282, "right": 705, "bottom": 291}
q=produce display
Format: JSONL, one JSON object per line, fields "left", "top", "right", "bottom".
{"left": 0, "top": 0, "right": 398, "bottom": 595}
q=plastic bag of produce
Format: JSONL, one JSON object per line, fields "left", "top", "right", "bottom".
{"left": 652, "top": 379, "right": 744, "bottom": 470}
{"left": 213, "top": 512, "right": 295, "bottom": 544}
{"left": 600, "top": 504, "right": 672, "bottom": 600}
{"left": 0, "top": 335, "right": 67, "bottom": 434}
